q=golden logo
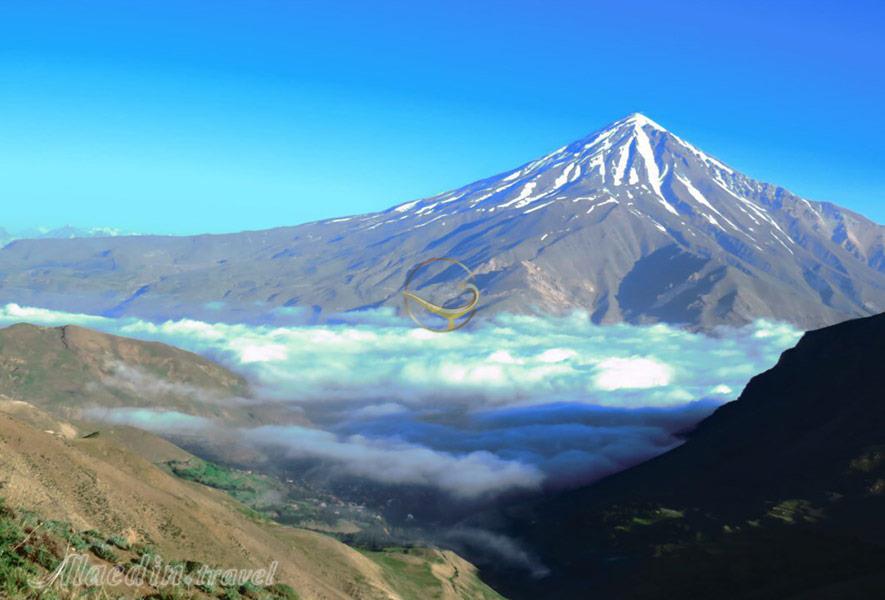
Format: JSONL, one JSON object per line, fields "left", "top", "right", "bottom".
{"left": 402, "top": 257, "right": 479, "bottom": 332}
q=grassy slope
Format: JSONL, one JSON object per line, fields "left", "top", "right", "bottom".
{"left": 163, "top": 459, "right": 504, "bottom": 599}
{"left": 0, "top": 406, "right": 503, "bottom": 599}
{"left": 164, "top": 458, "right": 386, "bottom": 535}
{"left": 0, "top": 497, "right": 301, "bottom": 599}
{"left": 361, "top": 547, "right": 504, "bottom": 600}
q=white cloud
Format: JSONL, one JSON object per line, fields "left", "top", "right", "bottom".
{"left": 0, "top": 304, "right": 803, "bottom": 495}
{"left": 593, "top": 357, "right": 673, "bottom": 391}
{"left": 82, "top": 407, "right": 215, "bottom": 435}
{"left": 235, "top": 341, "right": 289, "bottom": 363}
{"left": 78, "top": 406, "right": 543, "bottom": 499}
{"left": 244, "top": 425, "right": 543, "bottom": 499}
{"left": 0, "top": 305, "right": 799, "bottom": 411}
{"left": 96, "top": 361, "right": 254, "bottom": 406}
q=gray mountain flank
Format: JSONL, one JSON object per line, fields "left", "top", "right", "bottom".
{"left": 1, "top": 114, "right": 882, "bottom": 330}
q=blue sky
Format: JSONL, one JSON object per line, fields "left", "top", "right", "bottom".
{"left": 1, "top": 0, "right": 883, "bottom": 234}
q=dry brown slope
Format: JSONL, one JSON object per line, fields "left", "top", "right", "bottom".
{"left": 0, "top": 409, "right": 500, "bottom": 599}
{"left": 0, "top": 322, "right": 253, "bottom": 421}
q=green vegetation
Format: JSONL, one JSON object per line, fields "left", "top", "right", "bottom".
{"left": 165, "top": 458, "right": 386, "bottom": 535}
{"left": 765, "top": 498, "right": 825, "bottom": 524}
{"left": 360, "top": 547, "right": 504, "bottom": 600}
{"left": 850, "top": 445, "right": 885, "bottom": 473}
{"left": 108, "top": 534, "right": 132, "bottom": 551}
{"left": 89, "top": 542, "right": 119, "bottom": 562}
{"left": 367, "top": 552, "right": 439, "bottom": 599}
{"left": 166, "top": 460, "right": 279, "bottom": 507}
{"left": 605, "top": 504, "right": 688, "bottom": 534}
{"left": 264, "top": 583, "right": 299, "bottom": 599}
{"left": 0, "top": 497, "right": 299, "bottom": 599}
{"left": 165, "top": 461, "right": 500, "bottom": 598}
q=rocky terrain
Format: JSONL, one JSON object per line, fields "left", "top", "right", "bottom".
{"left": 0, "top": 114, "right": 881, "bottom": 330}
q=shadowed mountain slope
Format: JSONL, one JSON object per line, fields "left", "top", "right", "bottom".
{"left": 478, "top": 312, "right": 885, "bottom": 599}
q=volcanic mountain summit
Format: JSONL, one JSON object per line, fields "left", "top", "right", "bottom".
{"left": 0, "top": 113, "right": 882, "bottom": 329}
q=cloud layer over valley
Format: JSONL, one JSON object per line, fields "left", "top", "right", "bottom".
{"left": 0, "top": 304, "right": 801, "bottom": 498}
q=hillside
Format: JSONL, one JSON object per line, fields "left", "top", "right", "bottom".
{"left": 0, "top": 322, "right": 253, "bottom": 421}
{"left": 477, "top": 312, "right": 885, "bottom": 599}
{"left": 0, "top": 114, "right": 882, "bottom": 330}
{"left": 0, "top": 497, "right": 301, "bottom": 599}
{"left": 0, "top": 323, "right": 505, "bottom": 598}
{"left": 0, "top": 405, "right": 503, "bottom": 599}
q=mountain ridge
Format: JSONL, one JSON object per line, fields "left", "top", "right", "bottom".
{"left": 475, "top": 311, "right": 885, "bottom": 599}
{"left": 0, "top": 113, "right": 882, "bottom": 329}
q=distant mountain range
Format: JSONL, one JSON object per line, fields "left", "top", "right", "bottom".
{"left": 1, "top": 114, "right": 882, "bottom": 329}
{"left": 476, "top": 311, "right": 885, "bottom": 599}
{"left": 0, "top": 225, "right": 133, "bottom": 246}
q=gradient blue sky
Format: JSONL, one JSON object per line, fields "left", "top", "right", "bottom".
{"left": 1, "top": 0, "right": 883, "bottom": 234}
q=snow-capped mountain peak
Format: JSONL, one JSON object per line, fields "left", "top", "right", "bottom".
{"left": 610, "top": 111, "right": 668, "bottom": 132}
{"left": 379, "top": 113, "right": 751, "bottom": 228}
{"left": 316, "top": 113, "right": 882, "bottom": 328}
{"left": 1, "top": 114, "right": 880, "bottom": 331}
{"left": 377, "top": 113, "right": 755, "bottom": 226}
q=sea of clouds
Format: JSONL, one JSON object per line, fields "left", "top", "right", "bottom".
{"left": 0, "top": 303, "right": 801, "bottom": 499}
